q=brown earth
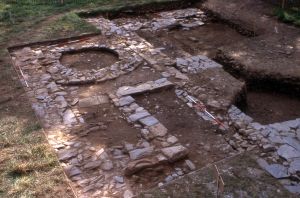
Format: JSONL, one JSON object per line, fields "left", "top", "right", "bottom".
{"left": 241, "top": 89, "right": 300, "bottom": 124}
{"left": 134, "top": 89, "right": 235, "bottom": 168}
{"left": 60, "top": 49, "right": 119, "bottom": 71}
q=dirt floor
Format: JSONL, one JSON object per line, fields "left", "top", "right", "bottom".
{"left": 134, "top": 89, "right": 234, "bottom": 168}
{"left": 78, "top": 103, "right": 139, "bottom": 147}
{"left": 60, "top": 49, "right": 119, "bottom": 71}
{"left": 138, "top": 21, "right": 248, "bottom": 59}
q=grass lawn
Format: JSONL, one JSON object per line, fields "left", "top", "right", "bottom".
{"left": 0, "top": 0, "right": 182, "bottom": 197}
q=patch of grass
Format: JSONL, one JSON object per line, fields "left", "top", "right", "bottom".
{"left": 36, "top": 12, "right": 100, "bottom": 41}
{"left": 0, "top": 116, "right": 73, "bottom": 198}
{"left": 275, "top": 7, "right": 300, "bottom": 26}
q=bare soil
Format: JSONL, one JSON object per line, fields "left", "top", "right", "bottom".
{"left": 60, "top": 49, "right": 118, "bottom": 71}
{"left": 134, "top": 89, "right": 234, "bottom": 168}
{"left": 79, "top": 103, "right": 139, "bottom": 148}
{"left": 241, "top": 89, "right": 300, "bottom": 125}
{"left": 138, "top": 21, "right": 247, "bottom": 59}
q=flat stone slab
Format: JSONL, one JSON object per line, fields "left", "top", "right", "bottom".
{"left": 277, "top": 144, "right": 300, "bottom": 160}
{"left": 161, "top": 145, "right": 188, "bottom": 162}
{"left": 149, "top": 123, "right": 168, "bottom": 137}
{"left": 128, "top": 111, "right": 150, "bottom": 122}
{"left": 116, "top": 79, "right": 173, "bottom": 97}
{"left": 176, "top": 55, "right": 222, "bottom": 74}
{"left": 288, "top": 158, "right": 300, "bottom": 174}
{"left": 63, "top": 109, "right": 77, "bottom": 126}
{"left": 129, "top": 147, "right": 154, "bottom": 160}
{"left": 78, "top": 95, "right": 109, "bottom": 108}
{"left": 118, "top": 96, "right": 135, "bottom": 107}
{"left": 139, "top": 116, "right": 159, "bottom": 127}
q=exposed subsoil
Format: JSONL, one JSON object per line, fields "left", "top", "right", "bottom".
{"left": 134, "top": 89, "right": 234, "bottom": 168}
{"left": 188, "top": 68, "right": 245, "bottom": 111}
{"left": 138, "top": 21, "right": 248, "bottom": 59}
{"left": 60, "top": 49, "right": 118, "bottom": 71}
{"left": 239, "top": 89, "right": 300, "bottom": 125}
{"left": 78, "top": 103, "right": 139, "bottom": 147}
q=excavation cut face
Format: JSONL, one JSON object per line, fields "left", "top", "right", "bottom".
{"left": 60, "top": 48, "right": 119, "bottom": 71}
{"left": 241, "top": 89, "right": 300, "bottom": 125}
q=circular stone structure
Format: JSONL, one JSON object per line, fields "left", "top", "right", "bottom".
{"left": 55, "top": 45, "right": 144, "bottom": 85}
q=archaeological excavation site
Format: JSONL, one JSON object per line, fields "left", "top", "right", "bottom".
{"left": 5, "top": 0, "right": 300, "bottom": 197}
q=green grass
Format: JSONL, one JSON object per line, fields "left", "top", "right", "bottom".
{"left": 275, "top": 7, "right": 300, "bottom": 26}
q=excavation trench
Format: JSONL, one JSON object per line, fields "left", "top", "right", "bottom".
{"left": 134, "top": 88, "right": 234, "bottom": 168}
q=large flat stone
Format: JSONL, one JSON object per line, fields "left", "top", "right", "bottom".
{"left": 277, "top": 144, "right": 300, "bottom": 160}
{"left": 284, "top": 137, "right": 300, "bottom": 151}
{"left": 63, "top": 109, "right": 77, "bottom": 126}
{"left": 139, "top": 116, "right": 159, "bottom": 127}
{"left": 118, "top": 96, "right": 135, "bottom": 107}
{"left": 265, "top": 164, "right": 289, "bottom": 179}
{"left": 129, "top": 147, "right": 154, "bottom": 160}
{"left": 58, "top": 149, "right": 77, "bottom": 161}
{"left": 124, "top": 157, "right": 159, "bottom": 176}
{"left": 149, "top": 123, "right": 168, "bottom": 137}
{"left": 116, "top": 79, "right": 173, "bottom": 97}
{"left": 288, "top": 158, "right": 300, "bottom": 174}
{"left": 161, "top": 145, "right": 188, "bottom": 162}
{"left": 78, "top": 95, "right": 109, "bottom": 108}
{"left": 128, "top": 111, "right": 150, "bottom": 122}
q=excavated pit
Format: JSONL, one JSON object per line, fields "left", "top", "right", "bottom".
{"left": 134, "top": 88, "right": 234, "bottom": 168}
{"left": 235, "top": 87, "right": 300, "bottom": 125}
{"left": 60, "top": 48, "right": 119, "bottom": 71}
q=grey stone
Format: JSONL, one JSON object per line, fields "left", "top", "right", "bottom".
{"left": 68, "top": 167, "right": 82, "bottom": 177}
{"left": 123, "top": 190, "right": 134, "bottom": 198}
{"left": 185, "top": 159, "right": 196, "bottom": 171}
{"left": 79, "top": 95, "right": 109, "bottom": 108}
{"left": 288, "top": 158, "right": 300, "bottom": 174}
{"left": 257, "top": 158, "right": 289, "bottom": 178}
{"left": 265, "top": 164, "right": 289, "bottom": 178}
{"left": 58, "top": 149, "right": 77, "bottom": 161}
{"left": 161, "top": 145, "right": 188, "bottom": 162}
{"left": 119, "top": 96, "right": 135, "bottom": 107}
{"left": 278, "top": 144, "right": 300, "bottom": 160}
{"left": 63, "top": 109, "right": 77, "bottom": 126}
{"left": 139, "top": 116, "right": 159, "bottom": 127}
{"left": 149, "top": 123, "right": 168, "bottom": 137}
{"left": 284, "top": 137, "right": 300, "bottom": 151}
{"left": 269, "top": 123, "right": 290, "bottom": 132}
{"left": 167, "top": 136, "right": 178, "bottom": 144}
{"left": 84, "top": 160, "right": 102, "bottom": 170}
{"left": 282, "top": 119, "right": 300, "bottom": 129}
{"left": 164, "top": 175, "right": 174, "bottom": 183}
{"left": 262, "top": 144, "right": 276, "bottom": 152}
{"left": 128, "top": 111, "right": 150, "bottom": 122}
{"left": 114, "top": 176, "right": 124, "bottom": 183}
{"left": 101, "top": 160, "right": 113, "bottom": 171}
{"left": 55, "top": 96, "right": 68, "bottom": 109}
{"left": 268, "top": 135, "right": 284, "bottom": 144}
{"left": 284, "top": 184, "right": 300, "bottom": 194}
{"left": 129, "top": 147, "right": 154, "bottom": 160}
